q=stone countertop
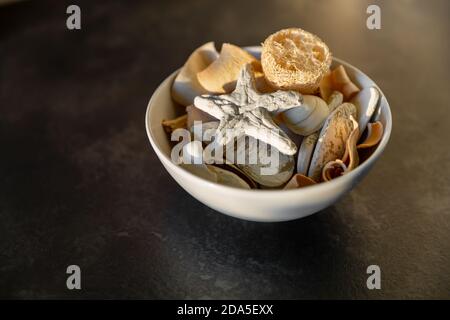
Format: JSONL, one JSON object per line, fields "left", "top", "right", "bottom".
{"left": 0, "top": 0, "right": 449, "bottom": 299}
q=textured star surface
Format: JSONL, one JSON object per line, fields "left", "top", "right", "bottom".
{"left": 194, "top": 64, "right": 302, "bottom": 155}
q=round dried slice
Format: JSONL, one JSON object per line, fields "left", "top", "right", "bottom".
{"left": 261, "top": 28, "right": 332, "bottom": 94}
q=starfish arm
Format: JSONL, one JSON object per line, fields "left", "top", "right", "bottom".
{"left": 243, "top": 120, "right": 297, "bottom": 156}
{"left": 194, "top": 95, "right": 228, "bottom": 119}
{"left": 227, "top": 64, "right": 260, "bottom": 108}
{"left": 255, "top": 90, "right": 303, "bottom": 114}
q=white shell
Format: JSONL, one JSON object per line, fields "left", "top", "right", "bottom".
{"left": 227, "top": 137, "right": 295, "bottom": 187}
{"left": 350, "top": 86, "right": 380, "bottom": 139}
{"left": 296, "top": 132, "right": 319, "bottom": 175}
{"left": 308, "top": 103, "right": 357, "bottom": 181}
{"left": 180, "top": 163, "right": 250, "bottom": 189}
{"left": 281, "top": 95, "right": 329, "bottom": 136}
{"left": 171, "top": 42, "right": 219, "bottom": 106}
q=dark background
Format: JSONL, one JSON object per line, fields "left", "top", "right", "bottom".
{"left": 0, "top": 0, "right": 449, "bottom": 299}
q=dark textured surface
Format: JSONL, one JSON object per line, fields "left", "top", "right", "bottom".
{"left": 0, "top": 0, "right": 449, "bottom": 299}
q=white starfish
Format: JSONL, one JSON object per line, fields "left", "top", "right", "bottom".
{"left": 193, "top": 64, "right": 302, "bottom": 155}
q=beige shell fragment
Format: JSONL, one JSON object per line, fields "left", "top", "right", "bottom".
{"left": 322, "top": 120, "right": 383, "bottom": 181}
{"left": 357, "top": 121, "right": 383, "bottom": 149}
{"left": 171, "top": 42, "right": 219, "bottom": 106}
{"left": 327, "top": 90, "right": 344, "bottom": 112}
{"left": 322, "top": 160, "right": 347, "bottom": 182}
{"left": 284, "top": 174, "right": 317, "bottom": 189}
{"left": 341, "top": 115, "right": 360, "bottom": 171}
{"left": 308, "top": 102, "right": 357, "bottom": 181}
{"left": 320, "top": 65, "right": 360, "bottom": 101}
{"left": 161, "top": 114, "right": 188, "bottom": 133}
{"left": 197, "top": 43, "right": 260, "bottom": 94}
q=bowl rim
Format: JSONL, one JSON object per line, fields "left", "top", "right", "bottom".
{"left": 145, "top": 52, "right": 392, "bottom": 197}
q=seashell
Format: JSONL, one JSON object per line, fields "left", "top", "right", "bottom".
{"left": 323, "top": 120, "right": 383, "bottom": 181}
{"left": 322, "top": 160, "right": 347, "bottom": 182}
{"left": 180, "top": 163, "right": 251, "bottom": 189}
{"left": 161, "top": 114, "right": 188, "bottom": 133}
{"left": 357, "top": 121, "right": 383, "bottom": 149}
{"left": 186, "top": 105, "right": 218, "bottom": 129}
{"left": 171, "top": 42, "right": 219, "bottom": 106}
{"left": 284, "top": 174, "right": 317, "bottom": 189}
{"left": 296, "top": 132, "right": 319, "bottom": 175}
{"left": 320, "top": 65, "right": 360, "bottom": 101}
{"left": 341, "top": 115, "right": 360, "bottom": 170}
{"left": 281, "top": 95, "right": 330, "bottom": 136}
{"left": 217, "top": 162, "right": 259, "bottom": 189}
{"left": 350, "top": 86, "right": 380, "bottom": 139}
{"left": 308, "top": 102, "right": 357, "bottom": 181}
{"left": 226, "top": 136, "right": 295, "bottom": 187}
{"left": 197, "top": 43, "right": 262, "bottom": 94}
{"left": 327, "top": 90, "right": 344, "bottom": 112}
{"left": 209, "top": 166, "right": 251, "bottom": 189}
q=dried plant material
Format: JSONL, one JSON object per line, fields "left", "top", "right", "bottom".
{"left": 284, "top": 174, "right": 317, "bottom": 189}
{"left": 350, "top": 86, "right": 380, "bottom": 139}
{"left": 341, "top": 115, "right": 360, "bottom": 170}
{"left": 261, "top": 28, "right": 332, "bottom": 94}
{"left": 327, "top": 90, "right": 344, "bottom": 112}
{"left": 161, "top": 114, "right": 188, "bottom": 133}
{"left": 323, "top": 120, "right": 382, "bottom": 181}
{"left": 281, "top": 95, "right": 329, "bottom": 136}
{"left": 322, "top": 116, "right": 359, "bottom": 181}
{"left": 357, "top": 121, "right": 383, "bottom": 149}
{"left": 322, "top": 160, "right": 347, "bottom": 182}
{"left": 320, "top": 65, "right": 360, "bottom": 101}
{"left": 296, "top": 132, "right": 319, "bottom": 175}
{"left": 171, "top": 42, "right": 219, "bottom": 106}
{"left": 194, "top": 64, "right": 302, "bottom": 155}
{"left": 197, "top": 43, "right": 258, "bottom": 94}
{"left": 186, "top": 105, "right": 217, "bottom": 128}
{"left": 308, "top": 103, "right": 357, "bottom": 181}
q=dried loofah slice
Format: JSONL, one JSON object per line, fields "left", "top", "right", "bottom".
{"left": 171, "top": 42, "right": 219, "bottom": 106}
{"left": 261, "top": 28, "right": 332, "bottom": 94}
{"left": 197, "top": 43, "right": 260, "bottom": 94}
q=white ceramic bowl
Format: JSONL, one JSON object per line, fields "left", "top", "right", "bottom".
{"left": 145, "top": 47, "right": 392, "bottom": 222}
